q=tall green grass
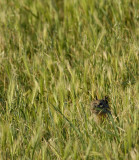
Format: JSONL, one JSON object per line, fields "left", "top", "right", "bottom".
{"left": 0, "top": 0, "right": 138, "bottom": 159}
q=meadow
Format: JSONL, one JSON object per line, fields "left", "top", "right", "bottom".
{"left": 0, "top": 0, "right": 138, "bottom": 159}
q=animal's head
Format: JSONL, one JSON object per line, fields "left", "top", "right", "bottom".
{"left": 91, "top": 96, "right": 111, "bottom": 115}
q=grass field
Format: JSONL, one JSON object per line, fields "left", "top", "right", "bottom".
{"left": 0, "top": 0, "right": 139, "bottom": 159}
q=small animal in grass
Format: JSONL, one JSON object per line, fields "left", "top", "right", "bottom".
{"left": 91, "top": 96, "right": 111, "bottom": 123}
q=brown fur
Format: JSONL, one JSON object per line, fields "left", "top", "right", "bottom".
{"left": 91, "top": 96, "right": 111, "bottom": 122}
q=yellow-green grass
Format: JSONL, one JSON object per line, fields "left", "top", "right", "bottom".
{"left": 0, "top": 0, "right": 138, "bottom": 159}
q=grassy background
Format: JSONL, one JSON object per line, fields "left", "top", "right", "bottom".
{"left": 0, "top": 0, "right": 139, "bottom": 159}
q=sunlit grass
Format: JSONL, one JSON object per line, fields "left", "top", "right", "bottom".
{"left": 0, "top": 0, "right": 138, "bottom": 159}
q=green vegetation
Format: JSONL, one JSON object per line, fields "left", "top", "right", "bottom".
{"left": 0, "top": 0, "right": 138, "bottom": 159}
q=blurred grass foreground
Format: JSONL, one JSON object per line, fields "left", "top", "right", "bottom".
{"left": 0, "top": 0, "right": 139, "bottom": 159}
